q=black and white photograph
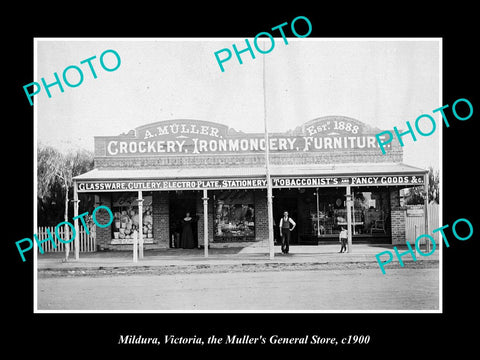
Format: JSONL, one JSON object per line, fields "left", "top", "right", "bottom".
{"left": 7, "top": 7, "right": 479, "bottom": 356}
{"left": 33, "top": 38, "right": 441, "bottom": 312}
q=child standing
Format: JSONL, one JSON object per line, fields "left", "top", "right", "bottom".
{"left": 339, "top": 226, "right": 348, "bottom": 253}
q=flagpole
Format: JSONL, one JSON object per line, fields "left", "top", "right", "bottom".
{"left": 262, "top": 41, "right": 275, "bottom": 260}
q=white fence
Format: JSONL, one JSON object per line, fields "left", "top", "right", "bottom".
{"left": 36, "top": 226, "right": 96, "bottom": 253}
{"left": 405, "top": 203, "right": 440, "bottom": 244}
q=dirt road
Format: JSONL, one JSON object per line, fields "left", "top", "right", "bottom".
{"left": 37, "top": 266, "right": 439, "bottom": 311}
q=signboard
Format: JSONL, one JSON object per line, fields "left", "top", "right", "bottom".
{"left": 96, "top": 117, "right": 393, "bottom": 157}
{"left": 349, "top": 175, "right": 424, "bottom": 186}
{"left": 77, "top": 175, "right": 424, "bottom": 193}
{"left": 406, "top": 207, "right": 425, "bottom": 217}
{"left": 77, "top": 179, "right": 269, "bottom": 192}
{"left": 272, "top": 177, "right": 343, "bottom": 187}
{"left": 271, "top": 175, "right": 424, "bottom": 187}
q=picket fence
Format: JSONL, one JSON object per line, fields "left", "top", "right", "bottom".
{"left": 36, "top": 226, "right": 96, "bottom": 253}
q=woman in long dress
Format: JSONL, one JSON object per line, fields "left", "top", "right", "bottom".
{"left": 180, "top": 212, "right": 195, "bottom": 249}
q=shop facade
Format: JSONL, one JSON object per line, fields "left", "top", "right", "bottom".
{"left": 73, "top": 116, "right": 427, "bottom": 253}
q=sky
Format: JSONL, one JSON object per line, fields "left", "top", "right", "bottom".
{"left": 36, "top": 38, "right": 441, "bottom": 170}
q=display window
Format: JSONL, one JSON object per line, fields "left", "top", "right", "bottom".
{"left": 111, "top": 193, "right": 154, "bottom": 244}
{"left": 352, "top": 190, "right": 390, "bottom": 235}
{"left": 310, "top": 188, "right": 390, "bottom": 236}
{"left": 308, "top": 189, "right": 343, "bottom": 235}
{"left": 214, "top": 191, "right": 255, "bottom": 241}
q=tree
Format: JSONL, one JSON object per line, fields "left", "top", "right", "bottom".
{"left": 427, "top": 166, "right": 440, "bottom": 204}
{"left": 37, "top": 144, "right": 94, "bottom": 260}
{"left": 404, "top": 166, "right": 439, "bottom": 205}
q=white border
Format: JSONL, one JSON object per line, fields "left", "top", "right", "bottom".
{"left": 33, "top": 38, "right": 39, "bottom": 312}
{"left": 33, "top": 37, "right": 443, "bottom": 314}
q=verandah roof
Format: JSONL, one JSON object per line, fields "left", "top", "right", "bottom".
{"left": 73, "top": 162, "right": 427, "bottom": 182}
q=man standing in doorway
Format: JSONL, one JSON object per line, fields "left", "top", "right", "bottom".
{"left": 279, "top": 211, "right": 296, "bottom": 254}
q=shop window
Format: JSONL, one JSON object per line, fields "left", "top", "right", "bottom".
{"left": 353, "top": 191, "right": 389, "bottom": 235}
{"left": 310, "top": 190, "right": 346, "bottom": 235}
{"left": 310, "top": 189, "right": 390, "bottom": 236}
{"left": 111, "top": 194, "right": 154, "bottom": 244}
{"left": 214, "top": 191, "right": 255, "bottom": 242}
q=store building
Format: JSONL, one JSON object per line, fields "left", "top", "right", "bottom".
{"left": 73, "top": 116, "right": 427, "bottom": 254}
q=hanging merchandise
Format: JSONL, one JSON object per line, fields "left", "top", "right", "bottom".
{"left": 111, "top": 195, "right": 154, "bottom": 244}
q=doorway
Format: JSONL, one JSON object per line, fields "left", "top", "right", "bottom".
{"left": 169, "top": 191, "right": 198, "bottom": 248}
{"left": 273, "top": 189, "right": 299, "bottom": 244}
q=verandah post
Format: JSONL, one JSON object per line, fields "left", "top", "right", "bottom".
{"left": 202, "top": 189, "right": 209, "bottom": 258}
{"left": 73, "top": 180, "right": 80, "bottom": 260}
{"left": 138, "top": 190, "right": 144, "bottom": 259}
{"left": 346, "top": 185, "right": 353, "bottom": 253}
{"left": 424, "top": 171, "right": 430, "bottom": 253}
